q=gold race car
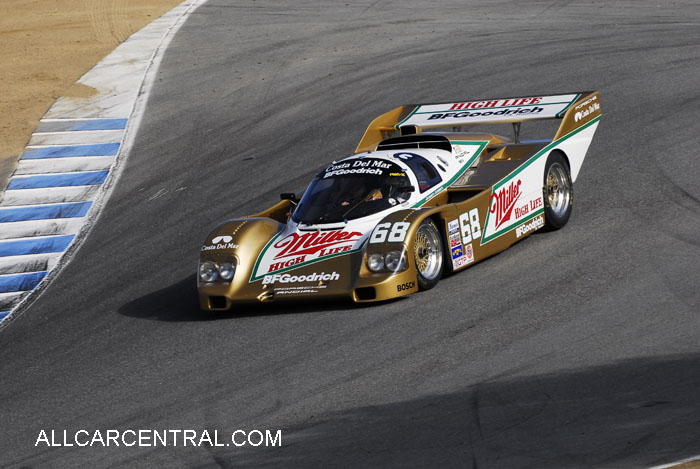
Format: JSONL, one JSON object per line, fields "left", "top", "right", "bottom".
{"left": 198, "top": 92, "right": 601, "bottom": 310}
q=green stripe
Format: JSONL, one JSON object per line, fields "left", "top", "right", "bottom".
{"left": 395, "top": 106, "right": 421, "bottom": 129}
{"left": 482, "top": 208, "right": 545, "bottom": 243}
{"left": 250, "top": 245, "right": 362, "bottom": 282}
{"left": 249, "top": 231, "right": 281, "bottom": 281}
{"left": 480, "top": 115, "right": 601, "bottom": 244}
{"left": 555, "top": 93, "right": 581, "bottom": 118}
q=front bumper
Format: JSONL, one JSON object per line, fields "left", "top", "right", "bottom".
{"left": 197, "top": 253, "right": 418, "bottom": 310}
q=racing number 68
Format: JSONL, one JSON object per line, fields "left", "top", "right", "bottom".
{"left": 460, "top": 208, "right": 481, "bottom": 243}
{"left": 370, "top": 222, "right": 410, "bottom": 243}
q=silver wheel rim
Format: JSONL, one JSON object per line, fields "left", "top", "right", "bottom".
{"left": 546, "top": 162, "right": 571, "bottom": 217}
{"left": 414, "top": 224, "right": 442, "bottom": 281}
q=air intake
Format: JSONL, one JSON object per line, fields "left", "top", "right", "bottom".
{"left": 209, "top": 296, "right": 227, "bottom": 309}
{"left": 354, "top": 287, "right": 376, "bottom": 301}
{"left": 376, "top": 134, "right": 452, "bottom": 153}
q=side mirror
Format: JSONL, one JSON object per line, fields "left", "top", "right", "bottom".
{"left": 398, "top": 185, "right": 415, "bottom": 193}
{"left": 280, "top": 192, "right": 297, "bottom": 201}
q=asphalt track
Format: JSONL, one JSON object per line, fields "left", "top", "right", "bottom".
{"left": 2, "top": 1, "right": 700, "bottom": 467}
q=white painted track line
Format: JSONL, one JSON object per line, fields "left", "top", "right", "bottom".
{"left": 1, "top": 186, "right": 102, "bottom": 205}
{"left": 0, "top": 218, "right": 85, "bottom": 240}
{"left": 0, "top": 292, "right": 26, "bottom": 311}
{"left": 28, "top": 130, "right": 125, "bottom": 146}
{"left": 0, "top": 253, "right": 61, "bottom": 275}
{"left": 16, "top": 156, "right": 116, "bottom": 175}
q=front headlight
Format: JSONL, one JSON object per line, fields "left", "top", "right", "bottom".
{"left": 199, "top": 261, "right": 218, "bottom": 282}
{"left": 367, "top": 253, "right": 385, "bottom": 272}
{"left": 218, "top": 262, "right": 235, "bottom": 280}
{"left": 384, "top": 250, "right": 404, "bottom": 271}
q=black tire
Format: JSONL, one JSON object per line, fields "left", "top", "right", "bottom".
{"left": 414, "top": 219, "right": 443, "bottom": 290}
{"left": 542, "top": 152, "right": 573, "bottom": 230}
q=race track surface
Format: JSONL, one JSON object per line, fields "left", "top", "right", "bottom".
{"left": 2, "top": 1, "right": 700, "bottom": 467}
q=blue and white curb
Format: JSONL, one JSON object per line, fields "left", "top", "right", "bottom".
{"left": 0, "top": 0, "right": 206, "bottom": 327}
{"left": 0, "top": 121, "right": 126, "bottom": 317}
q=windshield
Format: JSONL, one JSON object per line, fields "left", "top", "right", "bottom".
{"left": 293, "top": 158, "right": 412, "bottom": 224}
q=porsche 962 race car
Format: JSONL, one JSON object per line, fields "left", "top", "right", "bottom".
{"left": 198, "top": 91, "right": 601, "bottom": 310}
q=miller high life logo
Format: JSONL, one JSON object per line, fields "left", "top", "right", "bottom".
{"left": 273, "top": 230, "right": 362, "bottom": 259}
{"left": 489, "top": 180, "right": 522, "bottom": 230}
{"left": 265, "top": 229, "right": 363, "bottom": 273}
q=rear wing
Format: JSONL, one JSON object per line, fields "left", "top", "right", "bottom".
{"left": 355, "top": 91, "right": 601, "bottom": 153}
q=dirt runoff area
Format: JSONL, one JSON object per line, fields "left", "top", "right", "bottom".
{"left": 0, "top": 0, "right": 184, "bottom": 186}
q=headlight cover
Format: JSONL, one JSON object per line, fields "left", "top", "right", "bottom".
{"left": 199, "top": 261, "right": 219, "bottom": 282}
{"left": 384, "top": 250, "right": 404, "bottom": 271}
{"left": 218, "top": 262, "right": 235, "bottom": 280}
{"left": 367, "top": 253, "right": 385, "bottom": 272}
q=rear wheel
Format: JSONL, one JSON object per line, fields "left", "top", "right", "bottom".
{"left": 414, "top": 219, "right": 443, "bottom": 290}
{"left": 543, "top": 152, "right": 573, "bottom": 230}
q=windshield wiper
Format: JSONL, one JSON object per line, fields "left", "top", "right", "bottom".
{"left": 341, "top": 189, "right": 377, "bottom": 220}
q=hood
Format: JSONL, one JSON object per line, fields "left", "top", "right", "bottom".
{"left": 249, "top": 218, "right": 379, "bottom": 282}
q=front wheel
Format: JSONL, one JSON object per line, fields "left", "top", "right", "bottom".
{"left": 414, "top": 219, "right": 443, "bottom": 290}
{"left": 543, "top": 152, "right": 573, "bottom": 230}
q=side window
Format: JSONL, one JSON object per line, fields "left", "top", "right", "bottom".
{"left": 393, "top": 152, "right": 442, "bottom": 193}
